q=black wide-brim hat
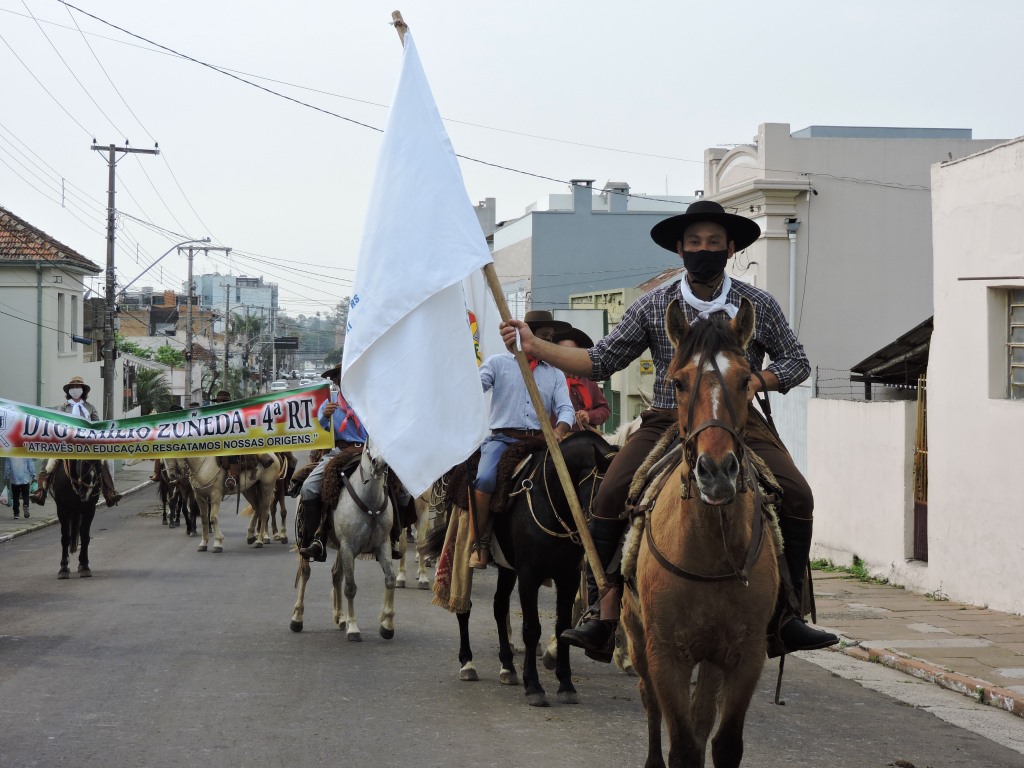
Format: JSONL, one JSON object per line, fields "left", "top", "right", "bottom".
{"left": 552, "top": 327, "right": 594, "bottom": 349}
{"left": 650, "top": 199, "right": 761, "bottom": 253}
{"left": 523, "top": 310, "right": 571, "bottom": 335}
{"left": 321, "top": 364, "right": 341, "bottom": 379}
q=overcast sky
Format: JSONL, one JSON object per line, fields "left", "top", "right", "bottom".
{"left": 2, "top": 0, "right": 1022, "bottom": 318}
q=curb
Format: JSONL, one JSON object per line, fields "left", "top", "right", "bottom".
{"left": 836, "top": 642, "right": 1024, "bottom": 719}
{"left": 0, "top": 478, "right": 154, "bottom": 544}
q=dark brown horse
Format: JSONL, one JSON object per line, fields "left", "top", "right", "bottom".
{"left": 50, "top": 460, "right": 103, "bottom": 579}
{"left": 621, "top": 297, "right": 779, "bottom": 768}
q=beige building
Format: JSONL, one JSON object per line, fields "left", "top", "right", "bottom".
{"left": 808, "top": 136, "right": 1024, "bottom": 615}
{"left": 0, "top": 207, "right": 128, "bottom": 416}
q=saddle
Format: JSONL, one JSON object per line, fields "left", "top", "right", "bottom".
{"left": 215, "top": 455, "right": 273, "bottom": 473}
{"left": 441, "top": 435, "right": 547, "bottom": 516}
{"left": 619, "top": 425, "right": 784, "bottom": 587}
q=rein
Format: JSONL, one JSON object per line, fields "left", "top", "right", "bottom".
{"left": 510, "top": 446, "right": 604, "bottom": 543}
{"left": 340, "top": 455, "right": 388, "bottom": 517}
{"left": 647, "top": 346, "right": 763, "bottom": 586}
{"left": 60, "top": 459, "right": 100, "bottom": 500}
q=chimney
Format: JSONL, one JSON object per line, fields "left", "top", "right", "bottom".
{"left": 603, "top": 181, "right": 630, "bottom": 213}
{"left": 570, "top": 179, "right": 594, "bottom": 214}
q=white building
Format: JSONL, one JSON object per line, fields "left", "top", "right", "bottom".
{"left": 808, "top": 135, "right": 1024, "bottom": 615}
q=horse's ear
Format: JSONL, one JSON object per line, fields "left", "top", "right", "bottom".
{"left": 732, "top": 297, "right": 755, "bottom": 349}
{"left": 664, "top": 298, "right": 690, "bottom": 350}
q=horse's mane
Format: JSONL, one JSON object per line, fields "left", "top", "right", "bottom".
{"left": 673, "top": 315, "right": 746, "bottom": 368}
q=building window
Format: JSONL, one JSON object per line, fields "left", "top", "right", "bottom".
{"left": 57, "top": 292, "right": 66, "bottom": 352}
{"left": 71, "top": 295, "right": 79, "bottom": 351}
{"left": 1010, "top": 288, "right": 1024, "bottom": 400}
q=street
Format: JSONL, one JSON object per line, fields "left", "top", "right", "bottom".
{"left": 2, "top": 484, "right": 1023, "bottom": 768}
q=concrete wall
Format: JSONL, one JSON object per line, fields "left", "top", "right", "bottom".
{"left": 808, "top": 398, "right": 917, "bottom": 571}
{"left": 928, "top": 137, "right": 1024, "bottom": 615}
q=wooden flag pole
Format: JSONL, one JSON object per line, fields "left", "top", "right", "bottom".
{"left": 390, "top": 11, "right": 608, "bottom": 593}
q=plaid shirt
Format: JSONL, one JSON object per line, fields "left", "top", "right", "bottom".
{"left": 588, "top": 278, "right": 810, "bottom": 409}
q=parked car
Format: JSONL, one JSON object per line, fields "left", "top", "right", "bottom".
{"left": 298, "top": 378, "right": 314, "bottom": 386}
{"left": 269, "top": 380, "right": 289, "bottom": 392}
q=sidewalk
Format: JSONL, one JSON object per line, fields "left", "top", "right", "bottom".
{"left": 0, "top": 459, "right": 156, "bottom": 544}
{"left": 813, "top": 570, "right": 1024, "bottom": 718}
{"left": 2, "top": 473, "right": 1022, "bottom": 719}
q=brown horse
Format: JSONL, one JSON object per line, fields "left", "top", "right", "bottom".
{"left": 50, "top": 460, "right": 103, "bottom": 579}
{"left": 621, "top": 297, "right": 779, "bottom": 768}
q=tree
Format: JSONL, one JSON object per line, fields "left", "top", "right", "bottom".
{"left": 117, "top": 334, "right": 153, "bottom": 360}
{"left": 135, "top": 367, "right": 173, "bottom": 415}
{"left": 154, "top": 345, "right": 185, "bottom": 368}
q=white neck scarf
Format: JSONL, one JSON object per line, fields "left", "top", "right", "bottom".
{"left": 67, "top": 398, "right": 90, "bottom": 420}
{"left": 679, "top": 273, "right": 738, "bottom": 321}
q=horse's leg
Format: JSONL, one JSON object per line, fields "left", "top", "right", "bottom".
{"left": 494, "top": 566, "right": 518, "bottom": 687}
{"left": 396, "top": 528, "right": 408, "bottom": 589}
{"left": 690, "top": 663, "right": 722, "bottom": 765}
{"left": 622, "top": 597, "right": 666, "bottom": 768}
{"left": 709, "top": 657, "right": 762, "bottom": 768}
{"left": 58, "top": 513, "right": 71, "bottom": 579}
{"left": 196, "top": 496, "right": 211, "bottom": 551}
{"left": 516, "top": 572, "right": 548, "bottom": 707}
{"left": 77, "top": 505, "right": 95, "bottom": 577}
{"left": 656, "top": 656, "right": 700, "bottom": 768}
{"left": 340, "top": 546, "right": 361, "bottom": 641}
{"left": 211, "top": 498, "right": 224, "bottom": 553}
{"left": 553, "top": 570, "right": 580, "bottom": 704}
{"left": 456, "top": 611, "right": 477, "bottom": 681}
{"left": 332, "top": 552, "right": 345, "bottom": 630}
{"left": 290, "top": 556, "right": 312, "bottom": 631}
{"left": 245, "top": 490, "right": 259, "bottom": 546}
{"left": 376, "top": 538, "right": 397, "bottom": 640}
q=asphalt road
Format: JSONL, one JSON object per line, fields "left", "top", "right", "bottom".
{"left": 2, "top": 484, "right": 1023, "bottom": 768}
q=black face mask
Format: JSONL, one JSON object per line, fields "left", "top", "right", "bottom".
{"left": 682, "top": 249, "right": 728, "bottom": 284}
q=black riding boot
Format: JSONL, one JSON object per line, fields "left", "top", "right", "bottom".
{"left": 560, "top": 517, "right": 627, "bottom": 654}
{"left": 769, "top": 519, "right": 839, "bottom": 656}
{"left": 298, "top": 498, "right": 327, "bottom": 562}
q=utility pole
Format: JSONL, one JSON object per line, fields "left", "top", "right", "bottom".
{"left": 182, "top": 245, "right": 230, "bottom": 405}
{"left": 224, "top": 283, "right": 231, "bottom": 387}
{"left": 92, "top": 141, "right": 159, "bottom": 419}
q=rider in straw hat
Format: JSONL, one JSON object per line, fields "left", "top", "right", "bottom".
{"left": 31, "top": 375, "right": 123, "bottom": 507}
{"left": 500, "top": 200, "right": 839, "bottom": 660}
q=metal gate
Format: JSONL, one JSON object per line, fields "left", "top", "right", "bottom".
{"left": 913, "top": 374, "right": 928, "bottom": 561}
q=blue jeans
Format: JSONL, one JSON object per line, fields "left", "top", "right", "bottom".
{"left": 474, "top": 434, "right": 519, "bottom": 494}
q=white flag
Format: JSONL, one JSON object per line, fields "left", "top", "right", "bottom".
{"left": 463, "top": 270, "right": 504, "bottom": 366}
{"left": 341, "top": 31, "right": 492, "bottom": 496}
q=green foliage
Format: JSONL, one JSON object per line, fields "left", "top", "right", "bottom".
{"left": 135, "top": 367, "right": 173, "bottom": 415}
{"left": 116, "top": 334, "right": 153, "bottom": 360}
{"left": 153, "top": 345, "right": 185, "bottom": 368}
{"left": 809, "top": 555, "right": 892, "bottom": 586}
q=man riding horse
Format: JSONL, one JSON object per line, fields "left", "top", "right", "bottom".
{"left": 500, "top": 200, "right": 839, "bottom": 659}
{"left": 31, "top": 376, "right": 122, "bottom": 508}
{"left": 296, "top": 365, "right": 413, "bottom": 563}
{"left": 211, "top": 390, "right": 275, "bottom": 490}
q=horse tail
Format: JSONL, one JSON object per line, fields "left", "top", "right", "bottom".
{"left": 422, "top": 516, "right": 448, "bottom": 560}
{"left": 240, "top": 504, "right": 255, "bottom": 518}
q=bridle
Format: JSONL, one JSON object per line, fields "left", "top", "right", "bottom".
{"left": 509, "top": 443, "right": 611, "bottom": 544}
{"left": 340, "top": 445, "right": 389, "bottom": 517}
{"left": 62, "top": 459, "right": 101, "bottom": 502}
{"left": 646, "top": 347, "right": 767, "bottom": 586}
{"left": 679, "top": 348, "right": 749, "bottom": 501}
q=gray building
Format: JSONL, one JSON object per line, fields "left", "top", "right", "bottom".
{"left": 491, "top": 180, "right": 695, "bottom": 315}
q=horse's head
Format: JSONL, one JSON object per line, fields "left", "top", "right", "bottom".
{"left": 665, "top": 297, "right": 755, "bottom": 506}
{"left": 361, "top": 437, "right": 389, "bottom": 483}
{"left": 70, "top": 460, "right": 103, "bottom": 503}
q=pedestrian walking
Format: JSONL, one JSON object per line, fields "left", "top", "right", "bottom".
{"left": 4, "top": 456, "right": 37, "bottom": 520}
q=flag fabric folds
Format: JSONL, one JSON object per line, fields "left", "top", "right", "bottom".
{"left": 341, "top": 31, "right": 492, "bottom": 496}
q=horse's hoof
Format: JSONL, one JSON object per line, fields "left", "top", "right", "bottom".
{"left": 459, "top": 663, "right": 478, "bottom": 682}
{"left": 418, "top": 580, "right": 430, "bottom": 590}
{"left": 78, "top": 567, "right": 92, "bottom": 578}
{"left": 347, "top": 632, "right": 362, "bottom": 642}
{"left": 289, "top": 621, "right": 303, "bottom": 633}
{"left": 396, "top": 578, "right": 406, "bottom": 589}
{"left": 162, "top": 519, "right": 168, "bottom": 525}
{"left": 246, "top": 536, "right": 256, "bottom": 545}
{"left": 58, "top": 568, "right": 70, "bottom": 580}
{"left": 254, "top": 541, "right": 263, "bottom": 549}
{"left": 198, "top": 544, "right": 208, "bottom": 552}
{"left": 499, "top": 668, "right": 518, "bottom": 686}
{"left": 379, "top": 626, "right": 395, "bottom": 640}
{"left": 526, "top": 692, "right": 550, "bottom": 707}
{"left": 557, "top": 690, "right": 579, "bottom": 705}
{"left": 542, "top": 651, "right": 557, "bottom": 671}
{"left": 212, "top": 545, "right": 223, "bottom": 553}
{"left": 338, "top": 621, "right": 347, "bottom": 632}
